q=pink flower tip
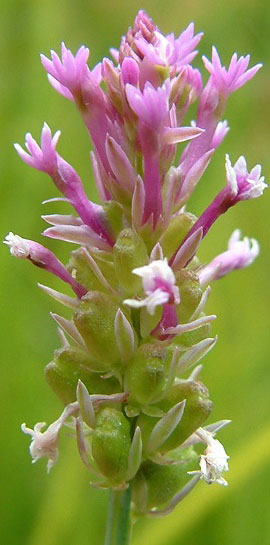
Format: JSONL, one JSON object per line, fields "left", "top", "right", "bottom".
{"left": 14, "top": 123, "right": 60, "bottom": 173}
{"left": 41, "top": 43, "right": 90, "bottom": 98}
{"left": 203, "top": 46, "right": 262, "bottom": 94}
{"left": 225, "top": 154, "right": 267, "bottom": 201}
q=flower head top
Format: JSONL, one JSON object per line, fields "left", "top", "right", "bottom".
{"left": 124, "top": 259, "right": 180, "bottom": 315}
{"left": 134, "top": 22, "right": 203, "bottom": 70}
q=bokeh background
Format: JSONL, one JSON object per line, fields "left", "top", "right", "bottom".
{"left": 1, "top": 0, "right": 270, "bottom": 544}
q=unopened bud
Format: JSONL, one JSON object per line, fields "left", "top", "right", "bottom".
{"left": 45, "top": 346, "right": 120, "bottom": 404}
{"left": 175, "top": 269, "right": 202, "bottom": 322}
{"left": 138, "top": 380, "right": 212, "bottom": 453}
{"left": 125, "top": 343, "right": 172, "bottom": 405}
{"left": 160, "top": 212, "right": 197, "bottom": 259}
{"left": 113, "top": 228, "right": 148, "bottom": 295}
{"left": 91, "top": 407, "right": 131, "bottom": 484}
{"left": 133, "top": 447, "right": 197, "bottom": 510}
{"left": 73, "top": 291, "right": 120, "bottom": 369}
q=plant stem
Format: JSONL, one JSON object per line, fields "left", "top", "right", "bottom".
{"left": 104, "top": 489, "right": 121, "bottom": 545}
{"left": 104, "top": 485, "right": 133, "bottom": 545}
{"left": 115, "top": 483, "right": 133, "bottom": 545}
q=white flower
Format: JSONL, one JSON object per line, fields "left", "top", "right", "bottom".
{"left": 188, "top": 428, "right": 229, "bottom": 486}
{"left": 4, "top": 232, "right": 30, "bottom": 258}
{"left": 21, "top": 402, "right": 78, "bottom": 472}
{"left": 124, "top": 258, "right": 180, "bottom": 315}
{"left": 225, "top": 154, "right": 267, "bottom": 200}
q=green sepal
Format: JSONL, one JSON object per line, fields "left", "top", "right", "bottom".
{"left": 125, "top": 343, "right": 172, "bottom": 405}
{"left": 45, "top": 346, "right": 120, "bottom": 404}
{"left": 137, "top": 380, "right": 212, "bottom": 453}
{"left": 134, "top": 447, "right": 197, "bottom": 510}
{"left": 160, "top": 212, "right": 197, "bottom": 259}
{"left": 113, "top": 228, "right": 148, "bottom": 294}
{"left": 175, "top": 323, "right": 211, "bottom": 348}
{"left": 91, "top": 407, "right": 131, "bottom": 484}
{"left": 175, "top": 269, "right": 202, "bottom": 323}
{"left": 73, "top": 291, "right": 120, "bottom": 369}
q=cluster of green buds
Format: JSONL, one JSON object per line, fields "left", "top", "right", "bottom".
{"left": 5, "top": 10, "right": 265, "bottom": 517}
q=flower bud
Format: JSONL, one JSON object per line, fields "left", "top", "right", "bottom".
{"left": 67, "top": 248, "right": 117, "bottom": 292}
{"left": 175, "top": 269, "right": 202, "bottom": 322}
{"left": 133, "top": 447, "right": 197, "bottom": 511}
{"left": 125, "top": 343, "right": 172, "bottom": 405}
{"left": 91, "top": 407, "right": 131, "bottom": 484}
{"left": 160, "top": 212, "right": 197, "bottom": 259}
{"left": 113, "top": 228, "right": 148, "bottom": 295}
{"left": 102, "top": 201, "right": 124, "bottom": 238}
{"left": 73, "top": 291, "right": 120, "bottom": 369}
{"left": 45, "top": 346, "right": 120, "bottom": 404}
{"left": 138, "top": 380, "right": 212, "bottom": 453}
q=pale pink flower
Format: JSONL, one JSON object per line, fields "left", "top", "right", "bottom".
{"left": 124, "top": 259, "right": 180, "bottom": 315}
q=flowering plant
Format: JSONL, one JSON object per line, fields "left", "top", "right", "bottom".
{"left": 5, "top": 10, "right": 266, "bottom": 545}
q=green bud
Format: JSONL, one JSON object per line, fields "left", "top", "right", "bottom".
{"left": 73, "top": 291, "right": 120, "bottom": 369}
{"left": 113, "top": 228, "right": 148, "bottom": 295}
{"left": 175, "top": 269, "right": 202, "bottom": 322}
{"left": 134, "top": 447, "right": 197, "bottom": 510}
{"left": 91, "top": 407, "right": 131, "bottom": 484}
{"left": 125, "top": 343, "right": 172, "bottom": 405}
{"left": 137, "top": 380, "right": 212, "bottom": 453}
{"left": 102, "top": 201, "right": 123, "bottom": 238}
{"left": 45, "top": 346, "right": 120, "bottom": 404}
{"left": 67, "top": 248, "right": 118, "bottom": 293}
{"left": 160, "top": 212, "right": 197, "bottom": 259}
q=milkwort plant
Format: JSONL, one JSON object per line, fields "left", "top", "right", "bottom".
{"left": 4, "top": 9, "right": 266, "bottom": 542}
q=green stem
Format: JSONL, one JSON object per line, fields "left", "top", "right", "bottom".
{"left": 104, "top": 489, "right": 121, "bottom": 545}
{"left": 104, "top": 485, "right": 133, "bottom": 545}
{"left": 115, "top": 483, "right": 133, "bottom": 545}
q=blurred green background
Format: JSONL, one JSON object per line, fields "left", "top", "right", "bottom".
{"left": 1, "top": 0, "right": 270, "bottom": 544}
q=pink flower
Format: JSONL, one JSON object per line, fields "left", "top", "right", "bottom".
{"left": 225, "top": 154, "right": 267, "bottom": 200}
{"left": 41, "top": 42, "right": 92, "bottom": 99}
{"left": 135, "top": 22, "right": 203, "bottom": 69}
{"left": 125, "top": 80, "right": 170, "bottom": 129}
{"left": 124, "top": 259, "right": 180, "bottom": 315}
{"left": 198, "top": 229, "right": 260, "bottom": 285}
{"left": 21, "top": 402, "right": 78, "bottom": 472}
{"left": 4, "top": 232, "right": 86, "bottom": 298}
{"left": 202, "top": 47, "right": 262, "bottom": 95}
{"left": 14, "top": 123, "right": 60, "bottom": 175}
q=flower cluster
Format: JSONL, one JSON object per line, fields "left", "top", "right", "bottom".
{"left": 5, "top": 11, "right": 265, "bottom": 516}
